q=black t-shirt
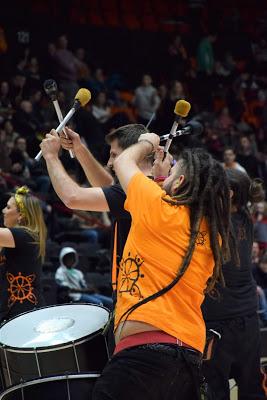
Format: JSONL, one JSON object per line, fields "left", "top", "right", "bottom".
{"left": 0, "top": 227, "right": 45, "bottom": 321}
{"left": 253, "top": 266, "right": 267, "bottom": 292}
{"left": 102, "top": 184, "right": 131, "bottom": 271}
{"left": 202, "top": 212, "right": 258, "bottom": 321}
{"left": 236, "top": 154, "right": 259, "bottom": 178}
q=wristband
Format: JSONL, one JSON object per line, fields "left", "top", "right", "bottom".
{"left": 138, "top": 139, "right": 155, "bottom": 152}
{"left": 154, "top": 176, "right": 167, "bottom": 183}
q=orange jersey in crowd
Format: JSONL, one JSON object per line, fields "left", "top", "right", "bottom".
{"left": 114, "top": 172, "right": 215, "bottom": 353}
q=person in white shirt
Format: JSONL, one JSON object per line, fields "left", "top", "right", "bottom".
{"left": 92, "top": 91, "right": 111, "bottom": 124}
{"left": 55, "top": 247, "right": 112, "bottom": 309}
{"left": 133, "top": 74, "right": 160, "bottom": 126}
{"left": 222, "top": 147, "right": 247, "bottom": 174}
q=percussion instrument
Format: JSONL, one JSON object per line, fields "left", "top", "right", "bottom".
{"left": 0, "top": 304, "right": 110, "bottom": 388}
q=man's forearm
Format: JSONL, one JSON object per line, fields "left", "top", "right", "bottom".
{"left": 75, "top": 145, "right": 113, "bottom": 187}
{"left": 45, "top": 156, "right": 81, "bottom": 207}
{"left": 114, "top": 141, "right": 152, "bottom": 192}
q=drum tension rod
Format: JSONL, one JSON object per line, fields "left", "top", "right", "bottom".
{"left": 72, "top": 341, "right": 80, "bottom": 373}
{"left": 34, "top": 348, "right": 42, "bottom": 377}
{"left": 3, "top": 346, "right": 12, "bottom": 387}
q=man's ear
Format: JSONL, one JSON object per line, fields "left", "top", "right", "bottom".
{"left": 230, "top": 189, "right": 234, "bottom": 199}
{"left": 172, "top": 175, "right": 185, "bottom": 191}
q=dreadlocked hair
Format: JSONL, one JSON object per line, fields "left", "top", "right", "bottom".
{"left": 225, "top": 169, "right": 265, "bottom": 266}
{"left": 163, "top": 148, "right": 232, "bottom": 292}
{"left": 116, "top": 148, "right": 233, "bottom": 330}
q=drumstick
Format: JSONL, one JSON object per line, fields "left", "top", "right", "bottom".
{"left": 43, "top": 79, "right": 74, "bottom": 158}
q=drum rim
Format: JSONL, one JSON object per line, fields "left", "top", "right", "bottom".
{"left": 0, "top": 328, "right": 106, "bottom": 353}
{"left": 0, "top": 303, "right": 110, "bottom": 352}
{"left": 0, "top": 373, "right": 100, "bottom": 399}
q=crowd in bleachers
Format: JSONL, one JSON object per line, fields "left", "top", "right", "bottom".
{"left": 0, "top": 0, "right": 266, "bottom": 316}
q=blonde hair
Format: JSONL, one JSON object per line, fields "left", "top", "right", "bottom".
{"left": 14, "top": 186, "right": 47, "bottom": 262}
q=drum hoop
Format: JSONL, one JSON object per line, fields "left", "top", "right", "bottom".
{"left": 0, "top": 373, "right": 100, "bottom": 399}
{"left": 0, "top": 328, "right": 105, "bottom": 353}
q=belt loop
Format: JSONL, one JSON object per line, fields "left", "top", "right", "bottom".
{"left": 176, "top": 338, "right": 182, "bottom": 346}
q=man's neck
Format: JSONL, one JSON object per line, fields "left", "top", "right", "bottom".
{"left": 139, "top": 160, "right": 152, "bottom": 177}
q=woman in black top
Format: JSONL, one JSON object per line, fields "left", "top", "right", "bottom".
{"left": 0, "top": 186, "right": 47, "bottom": 322}
{"left": 202, "top": 169, "right": 266, "bottom": 399}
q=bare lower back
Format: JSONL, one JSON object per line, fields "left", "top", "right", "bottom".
{"left": 115, "top": 320, "right": 160, "bottom": 344}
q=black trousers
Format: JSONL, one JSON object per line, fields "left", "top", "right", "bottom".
{"left": 92, "top": 344, "right": 204, "bottom": 400}
{"left": 203, "top": 313, "right": 267, "bottom": 400}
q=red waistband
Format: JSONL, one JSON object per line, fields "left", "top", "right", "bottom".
{"left": 114, "top": 331, "right": 197, "bottom": 355}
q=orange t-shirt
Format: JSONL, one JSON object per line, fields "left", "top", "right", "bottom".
{"left": 114, "top": 172, "right": 215, "bottom": 353}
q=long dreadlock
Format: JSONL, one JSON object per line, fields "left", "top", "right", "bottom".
{"left": 116, "top": 148, "right": 234, "bottom": 328}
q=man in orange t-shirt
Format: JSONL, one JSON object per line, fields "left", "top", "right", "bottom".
{"left": 92, "top": 133, "right": 232, "bottom": 400}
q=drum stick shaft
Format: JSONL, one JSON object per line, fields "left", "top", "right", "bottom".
{"left": 53, "top": 100, "right": 74, "bottom": 159}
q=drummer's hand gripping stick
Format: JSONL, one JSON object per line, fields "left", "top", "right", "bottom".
{"left": 163, "top": 100, "right": 191, "bottom": 159}
{"left": 35, "top": 88, "right": 91, "bottom": 161}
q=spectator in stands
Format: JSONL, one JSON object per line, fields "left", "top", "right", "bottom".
{"left": 13, "top": 136, "right": 50, "bottom": 195}
{"left": 10, "top": 73, "right": 27, "bottom": 107}
{"left": 52, "top": 34, "right": 81, "bottom": 108}
{"left": 0, "top": 138, "right": 12, "bottom": 172}
{"left": 15, "top": 49, "right": 29, "bottom": 76}
{"left": 253, "top": 252, "right": 267, "bottom": 327}
{"left": 169, "top": 80, "right": 186, "bottom": 102}
{"left": 0, "top": 81, "right": 13, "bottom": 122}
{"left": 236, "top": 135, "right": 259, "bottom": 177}
{"left": 168, "top": 35, "right": 188, "bottom": 79}
{"left": 253, "top": 201, "right": 267, "bottom": 250}
{"left": 252, "top": 241, "right": 261, "bottom": 267}
{"left": 222, "top": 147, "right": 247, "bottom": 173}
{"left": 90, "top": 68, "right": 108, "bottom": 93}
{"left": 158, "top": 84, "right": 168, "bottom": 102}
{"left": 3, "top": 120, "right": 19, "bottom": 143}
{"left": 25, "top": 56, "right": 41, "bottom": 87}
{"left": 55, "top": 247, "right": 112, "bottom": 309}
{"left": 72, "top": 210, "right": 111, "bottom": 246}
{"left": 13, "top": 99, "right": 41, "bottom": 156}
{"left": 75, "top": 47, "right": 92, "bottom": 86}
{"left": 215, "top": 107, "right": 234, "bottom": 132}
{"left": 204, "top": 122, "right": 224, "bottom": 160}
{"left": 197, "top": 33, "right": 217, "bottom": 75}
{"left": 92, "top": 91, "right": 111, "bottom": 124}
{"left": 29, "top": 89, "right": 45, "bottom": 126}
{"left": 9, "top": 137, "right": 31, "bottom": 181}
{"left": 196, "top": 33, "right": 217, "bottom": 109}
{"left": 133, "top": 74, "right": 160, "bottom": 127}
{"left": 254, "top": 252, "right": 267, "bottom": 295}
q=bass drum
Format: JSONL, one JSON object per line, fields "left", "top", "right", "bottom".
{"left": 0, "top": 373, "right": 99, "bottom": 400}
{"left": 0, "top": 304, "right": 110, "bottom": 388}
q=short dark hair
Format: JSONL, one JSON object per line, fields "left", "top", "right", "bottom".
{"left": 224, "top": 147, "right": 235, "bottom": 154}
{"left": 14, "top": 136, "right": 26, "bottom": 145}
{"left": 105, "top": 124, "right": 149, "bottom": 150}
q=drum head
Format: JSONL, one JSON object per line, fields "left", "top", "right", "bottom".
{"left": 0, "top": 304, "right": 109, "bottom": 349}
